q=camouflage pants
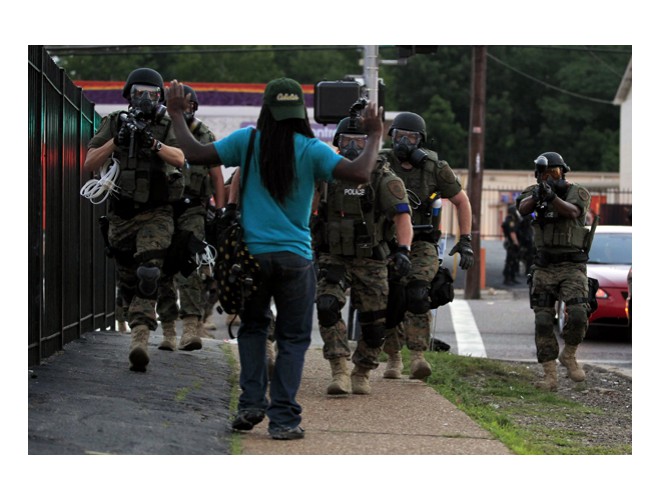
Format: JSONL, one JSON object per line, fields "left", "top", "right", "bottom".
{"left": 157, "top": 205, "right": 207, "bottom": 322}
{"left": 383, "top": 240, "right": 439, "bottom": 353}
{"left": 108, "top": 205, "right": 174, "bottom": 331}
{"left": 316, "top": 253, "right": 388, "bottom": 370}
{"left": 531, "top": 262, "right": 589, "bottom": 362}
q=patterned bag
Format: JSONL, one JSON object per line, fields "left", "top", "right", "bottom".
{"left": 215, "top": 129, "right": 260, "bottom": 316}
{"left": 215, "top": 221, "right": 260, "bottom": 315}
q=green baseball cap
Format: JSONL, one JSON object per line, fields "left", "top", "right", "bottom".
{"left": 263, "top": 77, "right": 306, "bottom": 121}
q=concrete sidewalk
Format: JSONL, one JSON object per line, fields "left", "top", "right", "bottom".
{"left": 28, "top": 318, "right": 511, "bottom": 455}
{"left": 236, "top": 344, "right": 511, "bottom": 455}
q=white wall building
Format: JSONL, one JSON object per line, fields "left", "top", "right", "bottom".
{"left": 614, "top": 58, "right": 632, "bottom": 192}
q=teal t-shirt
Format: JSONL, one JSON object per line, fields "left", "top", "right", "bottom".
{"left": 214, "top": 127, "right": 341, "bottom": 259}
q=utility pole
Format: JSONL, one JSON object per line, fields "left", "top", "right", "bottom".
{"left": 363, "top": 45, "right": 379, "bottom": 107}
{"left": 465, "top": 46, "right": 487, "bottom": 300}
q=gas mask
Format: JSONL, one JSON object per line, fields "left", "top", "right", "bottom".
{"left": 338, "top": 134, "right": 366, "bottom": 161}
{"left": 130, "top": 85, "right": 162, "bottom": 118}
{"left": 392, "top": 129, "right": 426, "bottom": 166}
{"left": 183, "top": 101, "right": 198, "bottom": 125}
{"left": 546, "top": 177, "right": 569, "bottom": 198}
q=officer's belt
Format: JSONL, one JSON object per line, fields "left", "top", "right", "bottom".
{"left": 535, "top": 250, "right": 588, "bottom": 266}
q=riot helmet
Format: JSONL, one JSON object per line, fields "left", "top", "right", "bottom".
{"left": 535, "top": 151, "right": 571, "bottom": 179}
{"left": 122, "top": 67, "right": 165, "bottom": 118}
{"left": 333, "top": 117, "right": 367, "bottom": 160}
{"left": 388, "top": 112, "right": 427, "bottom": 163}
{"left": 534, "top": 152, "right": 570, "bottom": 196}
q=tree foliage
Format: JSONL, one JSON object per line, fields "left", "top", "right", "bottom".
{"left": 52, "top": 44, "right": 631, "bottom": 173}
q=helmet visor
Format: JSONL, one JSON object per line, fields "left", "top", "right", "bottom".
{"left": 131, "top": 84, "right": 161, "bottom": 102}
{"left": 338, "top": 134, "right": 367, "bottom": 150}
{"left": 541, "top": 166, "right": 562, "bottom": 180}
{"left": 392, "top": 129, "right": 421, "bottom": 146}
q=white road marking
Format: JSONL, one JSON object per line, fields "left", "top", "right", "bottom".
{"left": 449, "top": 299, "right": 487, "bottom": 358}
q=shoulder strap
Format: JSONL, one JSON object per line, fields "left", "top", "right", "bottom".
{"left": 238, "top": 128, "right": 257, "bottom": 206}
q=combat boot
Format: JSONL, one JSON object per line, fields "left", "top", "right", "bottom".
{"left": 197, "top": 319, "right": 216, "bottom": 339}
{"left": 351, "top": 365, "right": 372, "bottom": 395}
{"left": 179, "top": 316, "right": 202, "bottom": 351}
{"left": 203, "top": 315, "right": 217, "bottom": 331}
{"left": 129, "top": 325, "right": 150, "bottom": 372}
{"left": 158, "top": 321, "right": 177, "bottom": 351}
{"left": 383, "top": 351, "right": 403, "bottom": 379}
{"left": 535, "top": 361, "right": 558, "bottom": 391}
{"left": 327, "top": 357, "right": 351, "bottom": 395}
{"left": 559, "top": 344, "right": 586, "bottom": 382}
{"left": 410, "top": 350, "right": 432, "bottom": 380}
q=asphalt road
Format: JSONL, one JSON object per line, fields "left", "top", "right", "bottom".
{"left": 333, "top": 237, "right": 632, "bottom": 376}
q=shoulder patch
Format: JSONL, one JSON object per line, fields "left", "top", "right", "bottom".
{"left": 439, "top": 164, "right": 458, "bottom": 183}
{"left": 387, "top": 179, "right": 406, "bottom": 200}
{"left": 578, "top": 187, "right": 590, "bottom": 201}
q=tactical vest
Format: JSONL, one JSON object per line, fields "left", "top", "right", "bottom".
{"left": 320, "top": 167, "right": 388, "bottom": 258}
{"left": 382, "top": 148, "right": 442, "bottom": 227}
{"left": 109, "top": 111, "right": 184, "bottom": 206}
{"left": 532, "top": 184, "right": 591, "bottom": 254}
{"left": 183, "top": 120, "right": 215, "bottom": 200}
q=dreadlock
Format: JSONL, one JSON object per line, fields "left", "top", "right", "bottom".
{"left": 256, "top": 106, "right": 315, "bottom": 205}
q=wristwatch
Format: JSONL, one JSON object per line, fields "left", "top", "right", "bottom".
{"left": 152, "top": 140, "right": 163, "bottom": 152}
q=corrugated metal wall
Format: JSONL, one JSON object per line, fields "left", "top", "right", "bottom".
{"left": 28, "top": 46, "right": 115, "bottom": 367}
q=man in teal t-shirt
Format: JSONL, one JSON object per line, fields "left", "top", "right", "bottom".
{"left": 166, "top": 77, "right": 384, "bottom": 440}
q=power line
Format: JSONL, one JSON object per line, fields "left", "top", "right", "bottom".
{"left": 486, "top": 52, "right": 615, "bottom": 105}
{"left": 45, "top": 45, "right": 362, "bottom": 57}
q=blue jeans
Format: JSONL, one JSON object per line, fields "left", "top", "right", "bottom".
{"left": 236, "top": 251, "right": 316, "bottom": 431}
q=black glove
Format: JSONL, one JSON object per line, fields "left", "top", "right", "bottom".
{"left": 538, "top": 181, "right": 557, "bottom": 203}
{"left": 390, "top": 246, "right": 412, "bottom": 279}
{"left": 448, "top": 234, "right": 475, "bottom": 270}
{"left": 218, "top": 203, "right": 239, "bottom": 230}
{"left": 140, "top": 129, "right": 155, "bottom": 150}
{"left": 206, "top": 204, "right": 220, "bottom": 224}
{"left": 113, "top": 123, "right": 130, "bottom": 147}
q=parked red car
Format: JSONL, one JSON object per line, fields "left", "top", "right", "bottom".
{"left": 556, "top": 225, "right": 632, "bottom": 337}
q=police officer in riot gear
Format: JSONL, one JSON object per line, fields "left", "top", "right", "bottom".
{"left": 380, "top": 112, "right": 474, "bottom": 380}
{"left": 517, "top": 152, "right": 593, "bottom": 390}
{"left": 83, "top": 67, "right": 185, "bottom": 372}
{"left": 502, "top": 204, "right": 521, "bottom": 285}
{"left": 156, "top": 84, "right": 226, "bottom": 352}
{"left": 313, "top": 116, "right": 413, "bottom": 395}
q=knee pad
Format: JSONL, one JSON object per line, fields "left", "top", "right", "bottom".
{"left": 136, "top": 265, "right": 161, "bottom": 299}
{"left": 317, "top": 294, "right": 342, "bottom": 327}
{"left": 360, "top": 322, "right": 386, "bottom": 348}
{"left": 565, "top": 304, "right": 588, "bottom": 330}
{"left": 535, "top": 308, "right": 555, "bottom": 335}
{"left": 406, "top": 279, "right": 431, "bottom": 315}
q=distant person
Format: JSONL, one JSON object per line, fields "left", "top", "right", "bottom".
{"left": 516, "top": 213, "right": 535, "bottom": 276}
{"left": 517, "top": 152, "right": 592, "bottom": 391}
{"left": 501, "top": 205, "right": 521, "bottom": 286}
{"left": 166, "top": 77, "right": 384, "bottom": 440}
